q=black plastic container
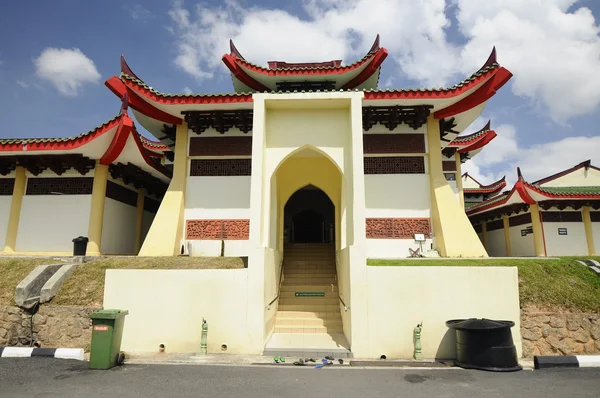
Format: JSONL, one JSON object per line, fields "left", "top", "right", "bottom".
{"left": 72, "top": 236, "right": 89, "bottom": 256}
{"left": 446, "top": 318, "right": 522, "bottom": 372}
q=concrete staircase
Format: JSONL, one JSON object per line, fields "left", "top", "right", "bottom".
{"left": 264, "top": 243, "right": 351, "bottom": 358}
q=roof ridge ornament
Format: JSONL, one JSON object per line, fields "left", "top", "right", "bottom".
{"left": 120, "top": 55, "right": 142, "bottom": 82}
{"left": 119, "top": 92, "right": 129, "bottom": 117}
{"left": 517, "top": 167, "right": 524, "bottom": 181}
{"left": 480, "top": 47, "right": 497, "bottom": 70}
{"left": 229, "top": 39, "right": 245, "bottom": 60}
{"left": 368, "top": 34, "right": 381, "bottom": 54}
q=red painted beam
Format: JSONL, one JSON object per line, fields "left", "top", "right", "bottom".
{"left": 341, "top": 48, "right": 388, "bottom": 89}
{"left": 100, "top": 116, "right": 134, "bottom": 165}
{"left": 222, "top": 54, "right": 270, "bottom": 92}
{"left": 434, "top": 67, "right": 513, "bottom": 119}
{"left": 105, "top": 76, "right": 183, "bottom": 125}
{"left": 458, "top": 130, "right": 497, "bottom": 154}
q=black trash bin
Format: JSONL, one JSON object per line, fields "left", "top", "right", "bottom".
{"left": 72, "top": 236, "right": 89, "bottom": 256}
{"left": 446, "top": 318, "right": 522, "bottom": 372}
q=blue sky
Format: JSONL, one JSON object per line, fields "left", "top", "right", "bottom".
{"left": 1, "top": 0, "right": 599, "bottom": 184}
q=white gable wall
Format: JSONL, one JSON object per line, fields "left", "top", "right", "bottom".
{"left": 540, "top": 167, "right": 600, "bottom": 187}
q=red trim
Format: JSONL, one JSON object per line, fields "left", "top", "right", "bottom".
{"left": 100, "top": 117, "right": 134, "bottom": 165}
{"left": 105, "top": 77, "right": 183, "bottom": 125}
{"left": 364, "top": 65, "right": 504, "bottom": 101}
{"left": 120, "top": 76, "right": 253, "bottom": 105}
{"left": 522, "top": 181, "right": 600, "bottom": 199}
{"left": 466, "top": 189, "right": 516, "bottom": 215}
{"left": 341, "top": 48, "right": 388, "bottom": 89}
{"left": 222, "top": 54, "right": 270, "bottom": 91}
{"left": 433, "top": 67, "right": 513, "bottom": 119}
{"left": 129, "top": 129, "right": 172, "bottom": 177}
{"left": 226, "top": 47, "right": 385, "bottom": 77}
{"left": 139, "top": 135, "right": 169, "bottom": 152}
{"left": 464, "top": 181, "right": 507, "bottom": 195}
{"left": 458, "top": 130, "right": 497, "bottom": 153}
{"left": 0, "top": 116, "right": 122, "bottom": 152}
{"left": 515, "top": 180, "right": 536, "bottom": 205}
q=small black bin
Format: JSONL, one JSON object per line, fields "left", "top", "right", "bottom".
{"left": 72, "top": 236, "right": 89, "bottom": 256}
{"left": 446, "top": 318, "right": 522, "bottom": 372}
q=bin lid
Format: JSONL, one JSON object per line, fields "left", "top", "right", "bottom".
{"left": 88, "top": 309, "right": 129, "bottom": 319}
{"left": 72, "top": 236, "right": 89, "bottom": 242}
{"left": 446, "top": 318, "right": 514, "bottom": 330}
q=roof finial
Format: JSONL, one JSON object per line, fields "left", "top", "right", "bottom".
{"left": 480, "top": 47, "right": 497, "bottom": 70}
{"left": 120, "top": 55, "right": 141, "bottom": 81}
{"left": 517, "top": 167, "right": 524, "bottom": 180}
{"left": 369, "top": 34, "right": 381, "bottom": 54}
{"left": 229, "top": 40, "right": 245, "bottom": 60}
{"left": 582, "top": 159, "right": 591, "bottom": 170}
{"left": 120, "top": 92, "right": 129, "bottom": 117}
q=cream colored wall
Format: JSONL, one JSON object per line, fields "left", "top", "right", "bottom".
{"left": 16, "top": 195, "right": 92, "bottom": 252}
{"left": 365, "top": 240, "right": 434, "bottom": 259}
{"left": 336, "top": 247, "right": 352, "bottom": 345}
{"left": 263, "top": 248, "right": 282, "bottom": 340}
{"left": 185, "top": 176, "right": 251, "bottom": 219}
{"left": 592, "top": 221, "right": 600, "bottom": 253}
{"left": 0, "top": 196, "right": 11, "bottom": 250}
{"left": 486, "top": 229, "right": 507, "bottom": 257}
{"left": 540, "top": 167, "right": 600, "bottom": 187}
{"left": 358, "top": 266, "right": 522, "bottom": 359}
{"left": 509, "top": 224, "right": 536, "bottom": 257}
{"left": 104, "top": 269, "right": 262, "bottom": 354}
{"left": 101, "top": 198, "right": 137, "bottom": 255}
{"left": 543, "top": 222, "right": 588, "bottom": 256}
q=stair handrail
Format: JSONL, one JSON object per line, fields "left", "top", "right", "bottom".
{"left": 334, "top": 254, "right": 349, "bottom": 311}
{"left": 338, "top": 295, "right": 349, "bottom": 312}
{"left": 266, "top": 258, "right": 285, "bottom": 310}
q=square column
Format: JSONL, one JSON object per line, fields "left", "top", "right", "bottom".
{"left": 454, "top": 152, "right": 464, "bottom": 208}
{"left": 426, "top": 116, "right": 487, "bottom": 257}
{"left": 87, "top": 162, "right": 108, "bottom": 256}
{"left": 3, "top": 166, "right": 26, "bottom": 253}
{"left": 481, "top": 222, "right": 488, "bottom": 250}
{"left": 503, "top": 215, "right": 512, "bottom": 256}
{"left": 135, "top": 188, "right": 145, "bottom": 254}
{"left": 582, "top": 206, "right": 596, "bottom": 255}
{"left": 139, "top": 122, "right": 188, "bottom": 256}
{"left": 530, "top": 204, "right": 546, "bottom": 257}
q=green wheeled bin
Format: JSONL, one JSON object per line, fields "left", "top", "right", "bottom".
{"left": 88, "top": 309, "right": 129, "bottom": 369}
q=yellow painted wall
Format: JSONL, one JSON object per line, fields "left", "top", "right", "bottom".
{"left": 426, "top": 117, "right": 488, "bottom": 257}
{"left": 139, "top": 123, "right": 188, "bottom": 256}
{"left": 540, "top": 167, "right": 600, "bottom": 187}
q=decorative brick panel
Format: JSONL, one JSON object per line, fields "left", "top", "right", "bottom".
{"left": 26, "top": 177, "right": 94, "bottom": 195}
{"left": 189, "top": 137, "right": 252, "bottom": 156}
{"left": 363, "top": 134, "right": 425, "bottom": 154}
{"left": 106, "top": 181, "right": 137, "bottom": 207}
{"left": 509, "top": 213, "right": 532, "bottom": 227}
{"left": 541, "top": 211, "right": 583, "bottom": 223}
{"left": 190, "top": 159, "right": 251, "bottom": 176}
{"left": 366, "top": 218, "right": 431, "bottom": 239}
{"left": 591, "top": 212, "right": 600, "bottom": 222}
{"left": 186, "top": 219, "right": 250, "bottom": 240}
{"left": 442, "top": 161, "right": 457, "bottom": 172}
{"left": 0, "top": 178, "right": 14, "bottom": 195}
{"left": 487, "top": 219, "right": 504, "bottom": 231}
{"left": 363, "top": 156, "right": 425, "bottom": 174}
{"left": 144, "top": 197, "right": 160, "bottom": 213}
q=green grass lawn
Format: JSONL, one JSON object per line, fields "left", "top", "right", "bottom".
{"left": 0, "top": 256, "right": 245, "bottom": 307}
{"left": 368, "top": 257, "right": 600, "bottom": 313}
{"left": 0, "top": 257, "right": 59, "bottom": 306}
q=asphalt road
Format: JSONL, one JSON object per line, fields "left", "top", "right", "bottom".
{"left": 1, "top": 358, "right": 599, "bottom": 398}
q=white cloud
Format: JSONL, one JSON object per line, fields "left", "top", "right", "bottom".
{"left": 454, "top": 0, "right": 600, "bottom": 122}
{"left": 127, "top": 4, "right": 154, "bottom": 21}
{"left": 16, "top": 80, "right": 30, "bottom": 88}
{"left": 169, "top": 0, "right": 600, "bottom": 121}
{"left": 182, "top": 86, "right": 193, "bottom": 94}
{"left": 34, "top": 48, "right": 101, "bottom": 96}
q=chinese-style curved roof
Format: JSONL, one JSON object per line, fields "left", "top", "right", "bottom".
{"left": 222, "top": 35, "right": 388, "bottom": 91}
{"left": 447, "top": 121, "right": 497, "bottom": 161}
{"left": 463, "top": 174, "right": 507, "bottom": 195}
{"left": 138, "top": 135, "right": 170, "bottom": 152}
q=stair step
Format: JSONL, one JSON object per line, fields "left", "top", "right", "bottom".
{"left": 279, "top": 304, "right": 340, "bottom": 312}
{"left": 280, "top": 285, "right": 337, "bottom": 293}
{"left": 283, "top": 278, "right": 336, "bottom": 285}
{"left": 273, "top": 325, "right": 343, "bottom": 334}
{"left": 275, "top": 311, "right": 340, "bottom": 319}
{"left": 279, "top": 291, "right": 337, "bottom": 298}
{"left": 275, "top": 318, "right": 341, "bottom": 327}
{"left": 279, "top": 298, "right": 338, "bottom": 305}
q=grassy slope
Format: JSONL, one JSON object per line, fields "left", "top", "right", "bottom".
{"left": 368, "top": 257, "right": 600, "bottom": 313}
{"left": 52, "top": 256, "right": 245, "bottom": 307}
{"left": 0, "top": 257, "right": 58, "bottom": 306}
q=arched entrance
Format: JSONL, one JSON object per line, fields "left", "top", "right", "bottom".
{"left": 284, "top": 185, "right": 334, "bottom": 244}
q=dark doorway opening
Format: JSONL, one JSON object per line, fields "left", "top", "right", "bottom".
{"left": 284, "top": 185, "right": 334, "bottom": 244}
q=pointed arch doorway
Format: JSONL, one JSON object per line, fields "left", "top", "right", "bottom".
{"left": 284, "top": 185, "right": 334, "bottom": 244}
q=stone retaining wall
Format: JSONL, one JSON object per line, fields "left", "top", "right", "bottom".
{"left": 521, "top": 313, "right": 600, "bottom": 357}
{"left": 0, "top": 305, "right": 100, "bottom": 350}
